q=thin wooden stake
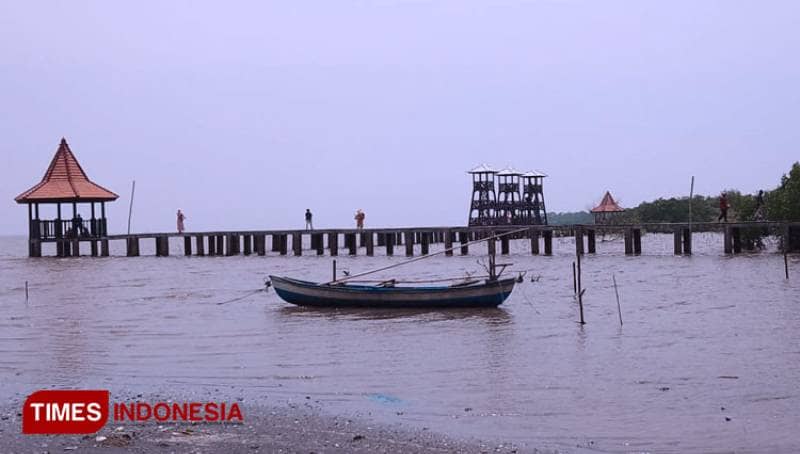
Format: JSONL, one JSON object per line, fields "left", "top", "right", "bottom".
{"left": 577, "top": 251, "right": 585, "bottom": 325}
{"left": 572, "top": 261, "right": 577, "bottom": 294}
{"left": 785, "top": 252, "right": 790, "bottom": 280}
{"left": 332, "top": 260, "right": 337, "bottom": 281}
{"left": 613, "top": 274, "right": 622, "bottom": 326}
{"left": 25, "top": 281, "right": 29, "bottom": 302}
{"left": 127, "top": 180, "right": 136, "bottom": 235}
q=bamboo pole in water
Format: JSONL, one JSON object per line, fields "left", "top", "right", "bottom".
{"left": 572, "top": 262, "right": 577, "bottom": 294}
{"left": 613, "top": 274, "right": 622, "bottom": 326}
{"left": 785, "top": 252, "right": 790, "bottom": 280}
{"left": 577, "top": 251, "right": 585, "bottom": 325}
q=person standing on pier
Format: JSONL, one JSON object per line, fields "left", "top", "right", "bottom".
{"left": 305, "top": 209, "right": 313, "bottom": 230}
{"left": 355, "top": 209, "right": 365, "bottom": 230}
{"left": 177, "top": 209, "right": 187, "bottom": 233}
{"left": 718, "top": 193, "right": 729, "bottom": 222}
{"left": 754, "top": 190, "right": 766, "bottom": 221}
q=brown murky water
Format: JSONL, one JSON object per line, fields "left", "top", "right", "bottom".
{"left": 1, "top": 233, "right": 798, "bottom": 452}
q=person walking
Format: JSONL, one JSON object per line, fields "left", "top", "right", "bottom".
{"left": 305, "top": 209, "right": 313, "bottom": 231}
{"left": 718, "top": 193, "right": 729, "bottom": 222}
{"left": 355, "top": 209, "right": 365, "bottom": 230}
{"left": 177, "top": 209, "right": 187, "bottom": 233}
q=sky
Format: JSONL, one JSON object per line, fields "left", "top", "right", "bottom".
{"left": 1, "top": 1, "right": 798, "bottom": 234}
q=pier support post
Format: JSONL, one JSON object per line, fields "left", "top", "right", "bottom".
{"left": 674, "top": 229, "right": 683, "bottom": 255}
{"left": 543, "top": 230, "right": 553, "bottom": 256}
{"left": 587, "top": 229, "right": 596, "bottom": 254}
{"left": 100, "top": 239, "right": 109, "bottom": 257}
{"left": 216, "top": 235, "right": 224, "bottom": 256}
{"left": 732, "top": 227, "right": 742, "bottom": 254}
{"left": 346, "top": 233, "right": 357, "bottom": 256}
{"left": 633, "top": 229, "right": 642, "bottom": 255}
{"left": 386, "top": 232, "right": 394, "bottom": 256}
{"left": 243, "top": 235, "right": 252, "bottom": 256}
{"left": 682, "top": 228, "right": 692, "bottom": 255}
{"left": 575, "top": 228, "right": 584, "bottom": 255}
{"left": 225, "top": 235, "right": 234, "bottom": 256}
{"left": 90, "top": 240, "right": 98, "bottom": 257}
{"left": 421, "top": 232, "right": 430, "bottom": 255}
{"left": 256, "top": 235, "right": 266, "bottom": 256}
{"left": 126, "top": 238, "right": 140, "bottom": 257}
{"left": 530, "top": 228, "right": 540, "bottom": 255}
{"left": 377, "top": 233, "right": 385, "bottom": 247}
{"left": 184, "top": 236, "right": 192, "bottom": 256}
{"left": 405, "top": 231, "right": 414, "bottom": 257}
{"left": 207, "top": 236, "right": 216, "bottom": 255}
{"left": 293, "top": 233, "right": 303, "bottom": 256}
{"left": 328, "top": 232, "right": 338, "bottom": 256}
{"left": 279, "top": 234, "right": 288, "bottom": 255}
{"left": 624, "top": 229, "right": 633, "bottom": 255}
{"left": 488, "top": 232, "right": 496, "bottom": 256}
{"left": 366, "top": 232, "right": 374, "bottom": 256}
{"left": 459, "top": 231, "right": 469, "bottom": 255}
{"left": 71, "top": 239, "right": 80, "bottom": 257}
{"left": 724, "top": 227, "right": 733, "bottom": 254}
{"left": 195, "top": 235, "right": 205, "bottom": 256}
{"left": 62, "top": 240, "right": 71, "bottom": 257}
{"left": 313, "top": 233, "right": 323, "bottom": 255}
{"left": 500, "top": 233, "right": 509, "bottom": 255}
{"left": 156, "top": 237, "right": 169, "bottom": 257}
{"left": 444, "top": 230, "right": 453, "bottom": 256}
{"left": 271, "top": 234, "right": 280, "bottom": 252}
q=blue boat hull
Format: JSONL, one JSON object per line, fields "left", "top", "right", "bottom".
{"left": 269, "top": 275, "right": 516, "bottom": 308}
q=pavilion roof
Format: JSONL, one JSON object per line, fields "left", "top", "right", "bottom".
{"left": 15, "top": 138, "right": 119, "bottom": 204}
{"left": 467, "top": 163, "right": 498, "bottom": 174}
{"left": 521, "top": 170, "right": 548, "bottom": 178}
{"left": 497, "top": 166, "right": 522, "bottom": 176}
{"left": 591, "top": 191, "right": 624, "bottom": 213}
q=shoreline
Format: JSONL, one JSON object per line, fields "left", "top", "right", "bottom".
{"left": 0, "top": 393, "right": 536, "bottom": 454}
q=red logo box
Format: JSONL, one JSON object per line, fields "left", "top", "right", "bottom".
{"left": 22, "top": 390, "right": 109, "bottom": 434}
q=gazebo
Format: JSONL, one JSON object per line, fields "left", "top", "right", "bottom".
{"left": 15, "top": 138, "right": 118, "bottom": 257}
{"left": 591, "top": 191, "right": 624, "bottom": 225}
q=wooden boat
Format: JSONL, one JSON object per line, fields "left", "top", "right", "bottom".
{"left": 269, "top": 275, "right": 516, "bottom": 308}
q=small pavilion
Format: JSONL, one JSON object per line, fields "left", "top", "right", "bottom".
{"left": 591, "top": 191, "right": 624, "bottom": 225}
{"left": 15, "top": 138, "right": 118, "bottom": 257}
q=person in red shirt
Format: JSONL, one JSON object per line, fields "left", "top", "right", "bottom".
{"left": 718, "top": 193, "right": 729, "bottom": 222}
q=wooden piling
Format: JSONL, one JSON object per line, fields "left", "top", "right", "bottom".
{"left": 272, "top": 234, "right": 281, "bottom": 252}
{"left": 100, "top": 239, "right": 109, "bottom": 257}
{"left": 156, "top": 236, "right": 169, "bottom": 257}
{"left": 624, "top": 229, "right": 633, "bottom": 255}
{"left": 216, "top": 235, "right": 224, "bottom": 256}
{"left": 313, "top": 233, "right": 323, "bottom": 255}
{"left": 366, "top": 232, "right": 374, "bottom": 256}
{"left": 126, "top": 237, "right": 139, "bottom": 257}
{"left": 90, "top": 240, "right": 98, "bottom": 257}
{"left": 347, "top": 233, "right": 357, "bottom": 256}
{"left": 421, "top": 232, "right": 430, "bottom": 255}
{"left": 243, "top": 235, "right": 252, "bottom": 255}
{"left": 500, "top": 234, "right": 509, "bottom": 255}
{"left": 386, "top": 232, "right": 395, "bottom": 256}
{"left": 543, "top": 230, "right": 553, "bottom": 256}
{"left": 732, "top": 227, "right": 742, "bottom": 254}
{"left": 184, "top": 236, "right": 192, "bottom": 256}
{"left": 459, "top": 231, "right": 469, "bottom": 255}
{"left": 377, "top": 233, "right": 385, "bottom": 247}
{"left": 576, "top": 251, "right": 585, "bottom": 324}
{"left": 444, "top": 230, "right": 453, "bottom": 256}
{"left": 405, "top": 231, "right": 414, "bottom": 257}
{"left": 682, "top": 227, "right": 692, "bottom": 255}
{"left": 207, "top": 236, "right": 216, "bottom": 255}
{"left": 587, "top": 229, "right": 596, "bottom": 254}
{"left": 256, "top": 234, "right": 266, "bottom": 256}
{"left": 529, "top": 228, "right": 540, "bottom": 255}
{"left": 723, "top": 227, "right": 733, "bottom": 254}
{"left": 575, "top": 228, "right": 584, "bottom": 255}
{"left": 328, "top": 232, "right": 338, "bottom": 256}
{"left": 488, "top": 232, "right": 496, "bottom": 256}
{"left": 195, "top": 235, "right": 205, "bottom": 256}
{"left": 279, "top": 234, "right": 288, "bottom": 256}
{"left": 633, "top": 229, "right": 642, "bottom": 255}
{"left": 292, "top": 233, "right": 302, "bottom": 256}
{"left": 71, "top": 239, "right": 80, "bottom": 257}
{"left": 673, "top": 229, "right": 683, "bottom": 255}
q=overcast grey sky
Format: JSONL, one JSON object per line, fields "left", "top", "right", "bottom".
{"left": 2, "top": 1, "right": 798, "bottom": 234}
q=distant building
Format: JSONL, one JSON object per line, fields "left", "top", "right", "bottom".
{"left": 467, "top": 164, "right": 548, "bottom": 226}
{"left": 591, "top": 191, "right": 624, "bottom": 225}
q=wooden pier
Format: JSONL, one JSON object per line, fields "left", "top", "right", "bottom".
{"left": 25, "top": 221, "right": 800, "bottom": 258}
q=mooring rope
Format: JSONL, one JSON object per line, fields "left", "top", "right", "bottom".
{"left": 326, "top": 227, "right": 532, "bottom": 285}
{"left": 216, "top": 288, "right": 265, "bottom": 305}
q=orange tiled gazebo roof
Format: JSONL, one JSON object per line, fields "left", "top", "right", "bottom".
{"left": 591, "top": 191, "right": 624, "bottom": 213}
{"left": 15, "top": 138, "right": 119, "bottom": 204}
